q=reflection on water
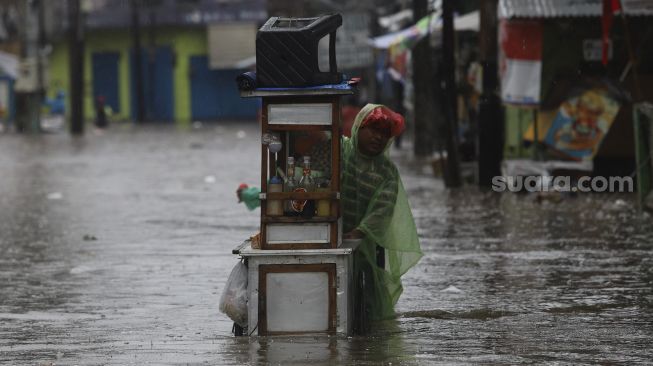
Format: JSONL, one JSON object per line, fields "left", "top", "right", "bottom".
{"left": 251, "top": 336, "right": 341, "bottom": 364}
{"left": 0, "top": 126, "right": 652, "bottom": 364}
{"left": 244, "top": 319, "right": 415, "bottom": 365}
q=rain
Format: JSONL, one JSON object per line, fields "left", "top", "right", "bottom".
{"left": 1, "top": 0, "right": 653, "bottom": 364}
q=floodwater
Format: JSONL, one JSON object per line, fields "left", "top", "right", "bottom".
{"left": 0, "top": 123, "right": 652, "bottom": 365}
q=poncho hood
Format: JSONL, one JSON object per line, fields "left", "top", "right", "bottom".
{"left": 350, "top": 103, "right": 398, "bottom": 159}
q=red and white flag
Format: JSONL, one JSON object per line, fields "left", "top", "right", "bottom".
{"left": 602, "top": 0, "right": 622, "bottom": 65}
{"left": 499, "top": 20, "right": 543, "bottom": 105}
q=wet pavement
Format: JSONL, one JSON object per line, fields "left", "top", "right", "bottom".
{"left": 1, "top": 123, "right": 652, "bottom": 365}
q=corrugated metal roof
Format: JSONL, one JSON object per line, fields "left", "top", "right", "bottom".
{"left": 499, "top": 0, "right": 653, "bottom": 19}
{"left": 84, "top": 0, "right": 267, "bottom": 29}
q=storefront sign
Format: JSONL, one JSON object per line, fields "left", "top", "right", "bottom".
{"left": 583, "top": 39, "right": 612, "bottom": 61}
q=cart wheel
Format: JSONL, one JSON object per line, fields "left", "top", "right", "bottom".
{"left": 232, "top": 322, "right": 245, "bottom": 337}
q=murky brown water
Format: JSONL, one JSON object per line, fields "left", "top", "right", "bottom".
{"left": 1, "top": 124, "right": 652, "bottom": 364}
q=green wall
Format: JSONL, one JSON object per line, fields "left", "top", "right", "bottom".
{"left": 154, "top": 27, "right": 207, "bottom": 124}
{"left": 504, "top": 105, "right": 534, "bottom": 159}
{"left": 48, "top": 26, "right": 207, "bottom": 125}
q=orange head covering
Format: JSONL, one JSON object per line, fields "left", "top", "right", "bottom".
{"left": 360, "top": 106, "right": 405, "bottom": 137}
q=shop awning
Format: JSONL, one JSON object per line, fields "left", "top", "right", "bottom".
{"left": 499, "top": 0, "right": 653, "bottom": 19}
{"left": 0, "top": 50, "right": 17, "bottom": 79}
{"left": 369, "top": 10, "right": 479, "bottom": 50}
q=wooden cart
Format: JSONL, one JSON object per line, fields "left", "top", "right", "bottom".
{"left": 235, "top": 85, "right": 361, "bottom": 336}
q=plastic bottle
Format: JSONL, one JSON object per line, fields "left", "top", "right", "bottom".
{"left": 316, "top": 180, "right": 330, "bottom": 217}
{"left": 298, "top": 156, "right": 315, "bottom": 192}
{"left": 292, "top": 156, "right": 315, "bottom": 216}
{"left": 284, "top": 157, "right": 297, "bottom": 214}
{"left": 267, "top": 176, "right": 283, "bottom": 216}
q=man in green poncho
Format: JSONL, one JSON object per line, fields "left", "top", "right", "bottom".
{"left": 237, "top": 104, "right": 423, "bottom": 321}
{"left": 342, "top": 104, "right": 423, "bottom": 321}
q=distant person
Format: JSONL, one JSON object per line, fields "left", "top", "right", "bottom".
{"left": 95, "top": 95, "right": 108, "bottom": 129}
{"left": 41, "top": 90, "right": 66, "bottom": 132}
{"left": 44, "top": 90, "right": 66, "bottom": 115}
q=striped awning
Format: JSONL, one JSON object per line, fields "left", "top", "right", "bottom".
{"left": 499, "top": 0, "right": 653, "bottom": 19}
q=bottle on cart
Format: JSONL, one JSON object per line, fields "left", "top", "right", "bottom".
{"left": 316, "top": 180, "right": 331, "bottom": 217}
{"left": 284, "top": 157, "right": 297, "bottom": 214}
{"left": 296, "top": 156, "right": 316, "bottom": 217}
{"left": 299, "top": 156, "right": 315, "bottom": 192}
{"left": 267, "top": 176, "right": 283, "bottom": 216}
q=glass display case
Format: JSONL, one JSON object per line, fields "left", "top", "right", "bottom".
{"left": 243, "top": 87, "right": 353, "bottom": 250}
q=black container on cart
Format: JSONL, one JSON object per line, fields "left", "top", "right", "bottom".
{"left": 256, "top": 14, "right": 343, "bottom": 87}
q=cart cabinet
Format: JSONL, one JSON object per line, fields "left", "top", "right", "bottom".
{"left": 242, "top": 86, "right": 354, "bottom": 250}
{"left": 234, "top": 241, "right": 357, "bottom": 336}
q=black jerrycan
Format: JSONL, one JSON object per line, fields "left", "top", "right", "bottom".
{"left": 256, "top": 14, "right": 343, "bottom": 88}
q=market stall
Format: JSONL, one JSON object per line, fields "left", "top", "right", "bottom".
{"left": 223, "top": 15, "right": 362, "bottom": 337}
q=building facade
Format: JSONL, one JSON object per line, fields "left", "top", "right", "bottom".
{"left": 48, "top": 0, "right": 266, "bottom": 124}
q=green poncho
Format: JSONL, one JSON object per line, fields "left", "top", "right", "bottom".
{"left": 343, "top": 103, "right": 423, "bottom": 320}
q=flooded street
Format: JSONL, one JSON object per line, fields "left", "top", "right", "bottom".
{"left": 1, "top": 123, "right": 652, "bottom": 365}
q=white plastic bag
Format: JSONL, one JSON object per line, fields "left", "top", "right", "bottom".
{"left": 219, "top": 261, "right": 248, "bottom": 327}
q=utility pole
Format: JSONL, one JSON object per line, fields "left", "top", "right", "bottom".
{"left": 69, "top": 0, "right": 84, "bottom": 135}
{"left": 131, "top": 0, "right": 145, "bottom": 122}
{"left": 369, "top": 7, "right": 380, "bottom": 105}
{"left": 441, "top": 0, "right": 461, "bottom": 187}
{"left": 36, "top": 0, "right": 45, "bottom": 104}
{"left": 14, "top": 0, "right": 43, "bottom": 133}
{"left": 148, "top": 5, "right": 156, "bottom": 121}
{"left": 477, "top": 0, "right": 503, "bottom": 186}
{"left": 412, "top": 0, "right": 434, "bottom": 156}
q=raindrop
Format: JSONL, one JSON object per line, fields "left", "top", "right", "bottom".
{"left": 70, "top": 266, "right": 92, "bottom": 274}
{"left": 441, "top": 285, "right": 463, "bottom": 293}
{"left": 47, "top": 192, "right": 63, "bottom": 200}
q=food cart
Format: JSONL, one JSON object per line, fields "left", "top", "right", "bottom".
{"left": 229, "top": 14, "right": 362, "bottom": 337}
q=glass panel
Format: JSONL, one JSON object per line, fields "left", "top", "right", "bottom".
{"left": 276, "top": 131, "right": 333, "bottom": 217}
{"left": 266, "top": 272, "right": 329, "bottom": 332}
{"left": 268, "top": 104, "right": 332, "bottom": 125}
{"left": 287, "top": 131, "right": 332, "bottom": 177}
{"left": 266, "top": 223, "right": 330, "bottom": 244}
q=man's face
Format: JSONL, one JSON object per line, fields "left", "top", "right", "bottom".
{"left": 575, "top": 104, "right": 601, "bottom": 134}
{"left": 358, "top": 123, "right": 391, "bottom": 156}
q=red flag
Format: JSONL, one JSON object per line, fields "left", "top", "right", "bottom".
{"left": 499, "top": 20, "right": 543, "bottom": 105}
{"left": 602, "top": 0, "right": 622, "bottom": 65}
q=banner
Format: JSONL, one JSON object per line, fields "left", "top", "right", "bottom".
{"left": 499, "top": 20, "right": 543, "bottom": 105}
{"left": 543, "top": 88, "right": 620, "bottom": 161}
